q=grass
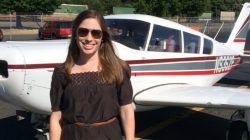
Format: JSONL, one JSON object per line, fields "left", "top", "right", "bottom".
{"left": 2, "top": 29, "right": 38, "bottom": 35}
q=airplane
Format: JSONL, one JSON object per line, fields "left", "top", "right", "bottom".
{"left": 0, "top": 3, "right": 250, "bottom": 140}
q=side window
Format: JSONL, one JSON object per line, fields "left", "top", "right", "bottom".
{"left": 106, "top": 19, "right": 150, "bottom": 50}
{"left": 45, "top": 22, "right": 53, "bottom": 28}
{"left": 60, "top": 22, "right": 72, "bottom": 28}
{"left": 60, "top": 22, "right": 66, "bottom": 28}
{"left": 56, "top": 22, "right": 60, "bottom": 28}
{"left": 148, "top": 25, "right": 181, "bottom": 52}
{"left": 43, "top": 23, "right": 49, "bottom": 28}
{"left": 184, "top": 32, "right": 201, "bottom": 53}
{"left": 203, "top": 38, "right": 213, "bottom": 54}
{"left": 67, "top": 22, "right": 72, "bottom": 28}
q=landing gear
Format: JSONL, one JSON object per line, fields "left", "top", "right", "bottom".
{"left": 38, "top": 32, "right": 44, "bottom": 40}
{"left": 34, "top": 133, "right": 48, "bottom": 140}
{"left": 227, "top": 110, "right": 250, "bottom": 140}
{"left": 31, "top": 113, "right": 50, "bottom": 140}
{"left": 16, "top": 110, "right": 50, "bottom": 140}
{"left": 227, "top": 121, "right": 249, "bottom": 140}
{"left": 51, "top": 33, "right": 57, "bottom": 39}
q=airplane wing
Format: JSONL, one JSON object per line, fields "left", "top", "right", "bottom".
{"left": 134, "top": 84, "right": 250, "bottom": 110}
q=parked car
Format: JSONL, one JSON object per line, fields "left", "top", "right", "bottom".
{"left": 0, "top": 29, "right": 3, "bottom": 41}
{"left": 38, "top": 21, "right": 72, "bottom": 39}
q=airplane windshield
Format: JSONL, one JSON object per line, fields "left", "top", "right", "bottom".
{"left": 105, "top": 19, "right": 150, "bottom": 50}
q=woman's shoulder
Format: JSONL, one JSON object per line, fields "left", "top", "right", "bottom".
{"left": 121, "top": 60, "right": 131, "bottom": 78}
{"left": 53, "top": 64, "right": 66, "bottom": 77}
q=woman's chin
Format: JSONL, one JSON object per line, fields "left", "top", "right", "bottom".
{"left": 82, "top": 49, "right": 98, "bottom": 56}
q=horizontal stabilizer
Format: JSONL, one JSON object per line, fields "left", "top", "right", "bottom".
{"left": 134, "top": 84, "right": 250, "bottom": 110}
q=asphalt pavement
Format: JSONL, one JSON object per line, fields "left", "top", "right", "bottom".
{"left": 0, "top": 99, "right": 236, "bottom": 140}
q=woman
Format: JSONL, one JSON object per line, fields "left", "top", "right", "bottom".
{"left": 49, "top": 10, "right": 135, "bottom": 140}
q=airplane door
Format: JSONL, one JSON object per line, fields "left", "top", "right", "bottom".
{"left": 22, "top": 69, "right": 53, "bottom": 114}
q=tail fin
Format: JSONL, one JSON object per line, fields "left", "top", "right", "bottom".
{"left": 225, "top": 3, "right": 250, "bottom": 55}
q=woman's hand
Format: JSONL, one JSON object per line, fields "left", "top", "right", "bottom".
{"left": 50, "top": 111, "right": 62, "bottom": 140}
{"left": 120, "top": 103, "right": 135, "bottom": 140}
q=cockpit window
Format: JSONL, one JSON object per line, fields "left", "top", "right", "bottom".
{"left": 105, "top": 19, "right": 150, "bottom": 50}
{"left": 203, "top": 38, "right": 213, "bottom": 54}
{"left": 148, "top": 24, "right": 181, "bottom": 52}
{"left": 183, "top": 32, "right": 201, "bottom": 53}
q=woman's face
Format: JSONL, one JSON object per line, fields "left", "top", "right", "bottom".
{"left": 76, "top": 18, "right": 103, "bottom": 56}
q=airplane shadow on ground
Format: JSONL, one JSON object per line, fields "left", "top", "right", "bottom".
{"left": 0, "top": 107, "right": 232, "bottom": 140}
{"left": 135, "top": 107, "right": 233, "bottom": 140}
{"left": 0, "top": 116, "right": 45, "bottom": 140}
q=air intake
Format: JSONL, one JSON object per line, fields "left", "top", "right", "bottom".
{"left": 0, "top": 60, "right": 8, "bottom": 78}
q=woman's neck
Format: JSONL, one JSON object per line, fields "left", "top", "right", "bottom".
{"left": 72, "top": 53, "right": 100, "bottom": 73}
{"left": 78, "top": 52, "right": 99, "bottom": 64}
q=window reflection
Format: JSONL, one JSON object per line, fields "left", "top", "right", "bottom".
{"left": 105, "top": 19, "right": 150, "bottom": 50}
{"left": 203, "top": 38, "right": 213, "bottom": 54}
{"left": 148, "top": 25, "right": 181, "bottom": 52}
{"left": 184, "top": 32, "right": 201, "bottom": 53}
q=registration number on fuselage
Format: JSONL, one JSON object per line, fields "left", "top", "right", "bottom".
{"left": 214, "top": 56, "right": 238, "bottom": 73}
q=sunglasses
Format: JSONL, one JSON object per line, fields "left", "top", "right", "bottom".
{"left": 77, "top": 28, "right": 103, "bottom": 39}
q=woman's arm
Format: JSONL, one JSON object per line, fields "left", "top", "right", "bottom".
{"left": 120, "top": 103, "right": 135, "bottom": 140}
{"left": 50, "top": 111, "right": 62, "bottom": 140}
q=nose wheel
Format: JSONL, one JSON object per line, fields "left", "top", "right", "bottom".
{"left": 227, "top": 121, "right": 249, "bottom": 140}
{"left": 16, "top": 110, "right": 49, "bottom": 140}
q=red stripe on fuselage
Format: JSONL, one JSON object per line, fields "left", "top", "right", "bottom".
{"left": 7, "top": 56, "right": 240, "bottom": 76}
{"left": 7, "top": 57, "right": 217, "bottom": 69}
{"left": 131, "top": 70, "right": 215, "bottom": 76}
{"left": 127, "top": 55, "right": 240, "bottom": 64}
{"left": 234, "top": 39, "right": 246, "bottom": 42}
{"left": 127, "top": 56, "right": 219, "bottom": 65}
{"left": 8, "top": 63, "right": 59, "bottom": 69}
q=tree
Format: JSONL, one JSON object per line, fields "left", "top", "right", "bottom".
{"left": 0, "top": 0, "right": 61, "bottom": 28}
{"left": 82, "top": 0, "right": 122, "bottom": 14}
{"left": 133, "top": 0, "right": 206, "bottom": 17}
{"left": 210, "top": 0, "right": 227, "bottom": 18}
{"left": 167, "top": 0, "right": 182, "bottom": 17}
{"left": 62, "top": 0, "right": 85, "bottom": 4}
{"left": 180, "top": 0, "right": 205, "bottom": 17}
{"left": 0, "top": 0, "right": 61, "bottom": 14}
{"left": 82, "top": 0, "right": 106, "bottom": 14}
{"left": 133, "top": 0, "right": 168, "bottom": 16}
{"left": 133, "top": 0, "right": 149, "bottom": 14}
{"left": 102, "top": 0, "right": 122, "bottom": 14}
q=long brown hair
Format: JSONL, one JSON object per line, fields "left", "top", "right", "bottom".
{"left": 64, "top": 10, "right": 130, "bottom": 85}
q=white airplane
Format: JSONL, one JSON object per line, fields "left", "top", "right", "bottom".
{"left": 0, "top": 3, "right": 250, "bottom": 140}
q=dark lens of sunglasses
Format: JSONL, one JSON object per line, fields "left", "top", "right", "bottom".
{"left": 91, "top": 30, "right": 102, "bottom": 38}
{"left": 78, "top": 28, "right": 89, "bottom": 37}
{"left": 78, "top": 28, "right": 102, "bottom": 39}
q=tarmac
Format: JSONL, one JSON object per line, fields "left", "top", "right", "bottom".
{"left": 0, "top": 78, "right": 248, "bottom": 140}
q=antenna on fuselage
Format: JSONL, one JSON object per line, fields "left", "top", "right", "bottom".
{"left": 214, "top": 22, "right": 224, "bottom": 40}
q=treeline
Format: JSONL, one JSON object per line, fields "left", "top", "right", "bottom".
{"left": 0, "top": 0, "right": 250, "bottom": 17}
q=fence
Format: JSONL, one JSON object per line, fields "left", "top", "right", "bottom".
{"left": 0, "top": 14, "right": 76, "bottom": 29}
{"left": 0, "top": 14, "right": 235, "bottom": 42}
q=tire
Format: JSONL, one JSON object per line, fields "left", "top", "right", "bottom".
{"left": 227, "top": 121, "right": 249, "bottom": 140}
{"left": 38, "top": 32, "right": 44, "bottom": 40}
{"left": 34, "top": 134, "right": 48, "bottom": 140}
{"left": 51, "top": 33, "right": 57, "bottom": 39}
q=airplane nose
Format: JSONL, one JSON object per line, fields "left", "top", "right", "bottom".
{"left": 0, "top": 82, "right": 5, "bottom": 96}
{"left": 0, "top": 61, "right": 7, "bottom": 96}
